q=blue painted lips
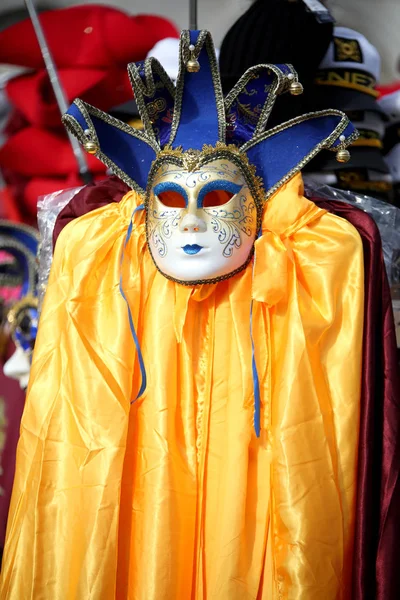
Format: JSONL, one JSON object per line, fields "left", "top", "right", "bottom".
{"left": 182, "top": 244, "right": 203, "bottom": 255}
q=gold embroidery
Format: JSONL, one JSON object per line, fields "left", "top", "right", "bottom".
{"left": 127, "top": 57, "right": 175, "bottom": 144}
{"left": 336, "top": 171, "right": 392, "bottom": 193}
{"left": 334, "top": 37, "right": 362, "bottom": 63}
{"left": 169, "top": 31, "right": 226, "bottom": 147}
{"left": 241, "top": 109, "right": 358, "bottom": 201}
{"left": 351, "top": 128, "right": 382, "bottom": 149}
{"left": 315, "top": 69, "right": 378, "bottom": 97}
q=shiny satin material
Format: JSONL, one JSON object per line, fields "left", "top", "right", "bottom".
{"left": 313, "top": 198, "right": 400, "bottom": 600}
{"left": 0, "top": 174, "right": 364, "bottom": 599}
{"left": 51, "top": 177, "right": 400, "bottom": 598}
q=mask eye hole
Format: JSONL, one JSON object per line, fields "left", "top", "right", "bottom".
{"left": 157, "top": 190, "right": 186, "bottom": 209}
{"left": 198, "top": 180, "right": 242, "bottom": 208}
{"left": 202, "top": 189, "right": 235, "bottom": 208}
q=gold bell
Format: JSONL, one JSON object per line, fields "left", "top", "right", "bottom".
{"left": 186, "top": 44, "right": 200, "bottom": 73}
{"left": 336, "top": 148, "right": 351, "bottom": 163}
{"left": 290, "top": 81, "right": 304, "bottom": 96}
{"left": 83, "top": 140, "right": 98, "bottom": 155}
{"left": 186, "top": 58, "right": 200, "bottom": 73}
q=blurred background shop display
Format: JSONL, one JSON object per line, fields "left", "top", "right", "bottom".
{"left": 0, "top": 0, "right": 399, "bottom": 223}
{"left": 0, "top": 0, "right": 399, "bottom": 83}
{"left": 0, "top": 0, "right": 399, "bottom": 567}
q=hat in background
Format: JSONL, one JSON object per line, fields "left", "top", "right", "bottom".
{"left": 304, "top": 167, "right": 393, "bottom": 203}
{"left": 5, "top": 67, "right": 133, "bottom": 128}
{"left": 146, "top": 37, "right": 180, "bottom": 82}
{"left": 218, "top": 0, "right": 333, "bottom": 124}
{"left": 0, "top": 65, "right": 29, "bottom": 147}
{"left": 314, "top": 27, "right": 383, "bottom": 115}
{"left": 108, "top": 99, "right": 142, "bottom": 128}
{"left": 110, "top": 37, "right": 213, "bottom": 129}
{"left": 0, "top": 6, "right": 178, "bottom": 70}
{"left": 0, "top": 4, "right": 179, "bottom": 221}
{"left": 307, "top": 26, "right": 396, "bottom": 202}
{"left": 378, "top": 88, "right": 400, "bottom": 124}
{"left": 145, "top": 37, "right": 220, "bottom": 82}
{"left": 379, "top": 90, "right": 400, "bottom": 205}
{"left": 219, "top": 0, "right": 333, "bottom": 89}
{"left": 109, "top": 38, "right": 181, "bottom": 129}
{"left": 0, "top": 127, "right": 104, "bottom": 178}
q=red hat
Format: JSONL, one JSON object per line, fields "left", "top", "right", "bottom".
{"left": 377, "top": 81, "right": 400, "bottom": 97}
{"left": 6, "top": 67, "right": 132, "bottom": 128}
{"left": 0, "top": 5, "right": 179, "bottom": 69}
{"left": 0, "top": 127, "right": 105, "bottom": 177}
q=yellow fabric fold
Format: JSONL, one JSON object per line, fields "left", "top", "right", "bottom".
{"left": 0, "top": 174, "right": 364, "bottom": 599}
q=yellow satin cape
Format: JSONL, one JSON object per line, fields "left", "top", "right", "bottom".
{"left": 0, "top": 174, "right": 364, "bottom": 599}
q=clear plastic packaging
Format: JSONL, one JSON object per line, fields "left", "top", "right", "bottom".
{"left": 304, "top": 178, "right": 400, "bottom": 287}
{"left": 36, "top": 186, "right": 82, "bottom": 312}
{"left": 304, "top": 179, "right": 400, "bottom": 347}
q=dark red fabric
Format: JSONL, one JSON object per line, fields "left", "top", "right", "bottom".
{"left": 52, "top": 176, "right": 129, "bottom": 250}
{"left": 52, "top": 180, "right": 400, "bottom": 599}
{"left": 313, "top": 198, "right": 400, "bottom": 600}
{"left": 0, "top": 341, "right": 26, "bottom": 549}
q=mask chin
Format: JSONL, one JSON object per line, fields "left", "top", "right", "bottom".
{"left": 146, "top": 156, "right": 259, "bottom": 284}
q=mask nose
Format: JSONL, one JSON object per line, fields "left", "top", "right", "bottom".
{"left": 179, "top": 212, "right": 207, "bottom": 233}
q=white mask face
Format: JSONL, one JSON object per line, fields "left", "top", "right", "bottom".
{"left": 3, "top": 346, "right": 31, "bottom": 390}
{"left": 146, "top": 158, "right": 258, "bottom": 283}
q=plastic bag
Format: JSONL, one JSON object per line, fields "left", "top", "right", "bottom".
{"left": 36, "top": 186, "right": 82, "bottom": 312}
{"left": 304, "top": 178, "right": 400, "bottom": 286}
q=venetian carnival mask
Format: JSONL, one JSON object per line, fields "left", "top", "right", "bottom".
{"left": 147, "top": 156, "right": 259, "bottom": 282}
{"left": 63, "top": 29, "right": 357, "bottom": 286}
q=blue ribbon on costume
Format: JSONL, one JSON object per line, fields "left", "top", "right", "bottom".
{"left": 119, "top": 204, "right": 147, "bottom": 401}
{"left": 250, "top": 299, "right": 261, "bottom": 438}
{"left": 250, "top": 228, "right": 262, "bottom": 438}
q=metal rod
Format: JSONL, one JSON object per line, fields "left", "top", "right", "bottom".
{"left": 189, "top": 0, "right": 198, "bottom": 30}
{"left": 24, "top": 0, "right": 91, "bottom": 183}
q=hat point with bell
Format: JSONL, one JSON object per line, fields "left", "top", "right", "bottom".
{"left": 83, "top": 129, "right": 99, "bottom": 155}
{"left": 336, "top": 134, "right": 352, "bottom": 163}
{"left": 83, "top": 141, "right": 99, "bottom": 155}
{"left": 63, "top": 29, "right": 357, "bottom": 206}
{"left": 287, "top": 73, "right": 304, "bottom": 96}
{"left": 186, "top": 44, "right": 200, "bottom": 72}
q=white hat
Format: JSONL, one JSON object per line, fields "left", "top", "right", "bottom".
{"left": 146, "top": 38, "right": 180, "bottom": 81}
{"left": 379, "top": 90, "right": 400, "bottom": 183}
{"left": 378, "top": 89, "right": 400, "bottom": 124}
{"left": 315, "top": 27, "right": 382, "bottom": 115}
{"left": 384, "top": 144, "right": 400, "bottom": 182}
{"left": 146, "top": 38, "right": 220, "bottom": 82}
{"left": 320, "top": 27, "right": 381, "bottom": 82}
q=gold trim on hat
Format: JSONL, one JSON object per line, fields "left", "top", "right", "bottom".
{"left": 315, "top": 69, "right": 379, "bottom": 98}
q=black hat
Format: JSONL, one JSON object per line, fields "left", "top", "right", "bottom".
{"left": 218, "top": 0, "right": 333, "bottom": 123}
{"left": 314, "top": 27, "right": 384, "bottom": 115}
